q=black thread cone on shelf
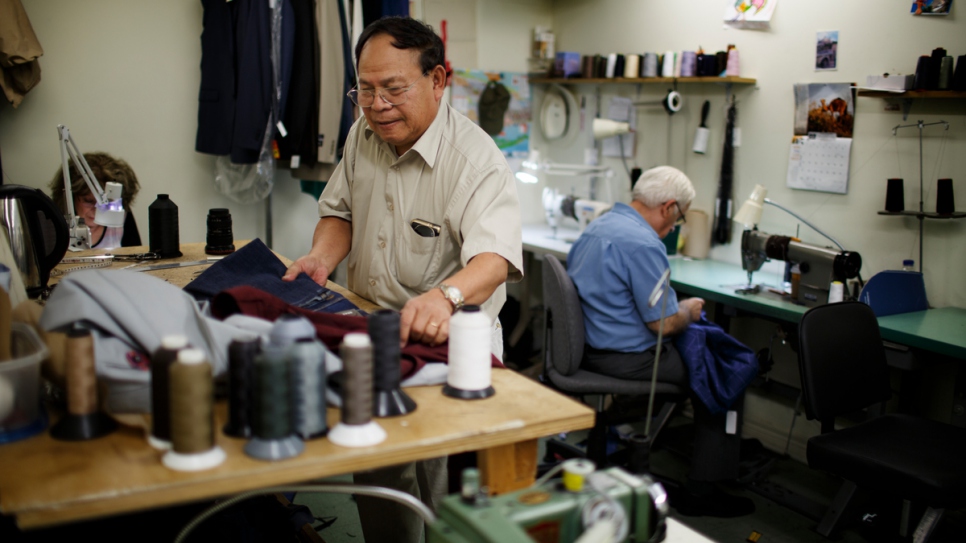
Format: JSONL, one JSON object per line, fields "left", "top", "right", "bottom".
{"left": 149, "top": 194, "right": 182, "bottom": 258}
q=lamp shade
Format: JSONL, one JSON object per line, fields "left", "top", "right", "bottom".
{"left": 733, "top": 184, "right": 768, "bottom": 227}
{"left": 592, "top": 118, "right": 632, "bottom": 140}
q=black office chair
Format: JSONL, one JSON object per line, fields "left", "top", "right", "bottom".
{"left": 798, "top": 301, "right": 966, "bottom": 542}
{"left": 541, "top": 254, "right": 685, "bottom": 466}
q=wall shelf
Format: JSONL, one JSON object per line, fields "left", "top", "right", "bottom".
{"left": 857, "top": 89, "right": 966, "bottom": 120}
{"left": 529, "top": 76, "right": 756, "bottom": 85}
{"left": 878, "top": 210, "right": 966, "bottom": 219}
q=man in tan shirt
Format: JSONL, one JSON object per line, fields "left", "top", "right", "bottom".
{"left": 282, "top": 15, "right": 522, "bottom": 543}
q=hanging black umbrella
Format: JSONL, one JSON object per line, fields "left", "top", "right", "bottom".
{"left": 712, "top": 97, "right": 737, "bottom": 245}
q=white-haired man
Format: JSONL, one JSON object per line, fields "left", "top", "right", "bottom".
{"left": 567, "top": 165, "right": 754, "bottom": 518}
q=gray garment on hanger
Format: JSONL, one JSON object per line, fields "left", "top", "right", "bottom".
{"left": 40, "top": 269, "right": 253, "bottom": 414}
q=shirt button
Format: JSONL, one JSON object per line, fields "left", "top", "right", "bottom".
{"left": 379, "top": 241, "right": 386, "bottom": 249}
{"left": 388, "top": 203, "right": 394, "bottom": 211}
{"left": 369, "top": 279, "right": 376, "bottom": 286}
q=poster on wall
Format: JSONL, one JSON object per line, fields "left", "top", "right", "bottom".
{"left": 815, "top": 31, "right": 838, "bottom": 71}
{"left": 911, "top": 0, "right": 952, "bottom": 15}
{"left": 724, "top": 0, "right": 778, "bottom": 30}
{"left": 787, "top": 83, "right": 855, "bottom": 194}
{"left": 449, "top": 70, "right": 530, "bottom": 158}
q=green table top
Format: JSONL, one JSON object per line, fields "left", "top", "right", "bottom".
{"left": 669, "top": 257, "right": 966, "bottom": 360}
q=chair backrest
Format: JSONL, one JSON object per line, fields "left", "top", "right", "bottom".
{"left": 798, "top": 301, "right": 892, "bottom": 425}
{"left": 541, "top": 254, "right": 585, "bottom": 377}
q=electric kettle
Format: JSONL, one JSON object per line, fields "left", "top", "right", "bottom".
{"left": 0, "top": 185, "right": 69, "bottom": 298}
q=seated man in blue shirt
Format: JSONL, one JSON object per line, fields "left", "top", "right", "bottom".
{"left": 567, "top": 165, "right": 753, "bottom": 517}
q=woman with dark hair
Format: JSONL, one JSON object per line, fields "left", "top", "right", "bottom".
{"left": 48, "top": 152, "right": 142, "bottom": 249}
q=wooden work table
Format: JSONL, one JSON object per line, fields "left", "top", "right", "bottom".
{"left": 1, "top": 241, "right": 594, "bottom": 529}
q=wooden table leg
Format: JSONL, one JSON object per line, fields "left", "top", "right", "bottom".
{"left": 476, "top": 439, "right": 538, "bottom": 495}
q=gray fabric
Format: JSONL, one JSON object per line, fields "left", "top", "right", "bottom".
{"left": 40, "top": 269, "right": 254, "bottom": 413}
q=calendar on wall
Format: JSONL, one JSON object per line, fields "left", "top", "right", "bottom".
{"left": 786, "top": 133, "right": 852, "bottom": 194}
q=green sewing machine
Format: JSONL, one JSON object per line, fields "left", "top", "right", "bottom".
{"left": 427, "top": 461, "right": 668, "bottom": 543}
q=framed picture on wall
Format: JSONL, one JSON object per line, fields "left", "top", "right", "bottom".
{"left": 911, "top": 0, "right": 952, "bottom": 15}
{"left": 815, "top": 31, "right": 838, "bottom": 71}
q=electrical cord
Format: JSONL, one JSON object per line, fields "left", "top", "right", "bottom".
{"left": 172, "top": 483, "right": 436, "bottom": 543}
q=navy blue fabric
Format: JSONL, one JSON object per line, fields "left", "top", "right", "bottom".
{"left": 673, "top": 312, "right": 757, "bottom": 414}
{"left": 184, "top": 238, "right": 359, "bottom": 314}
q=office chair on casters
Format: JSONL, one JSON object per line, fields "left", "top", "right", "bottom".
{"left": 540, "top": 254, "right": 686, "bottom": 467}
{"left": 798, "top": 301, "right": 966, "bottom": 543}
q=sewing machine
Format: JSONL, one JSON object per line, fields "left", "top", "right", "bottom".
{"left": 740, "top": 229, "right": 862, "bottom": 306}
{"left": 542, "top": 187, "right": 612, "bottom": 238}
{"left": 427, "top": 465, "right": 667, "bottom": 543}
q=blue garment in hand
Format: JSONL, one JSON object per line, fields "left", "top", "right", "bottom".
{"left": 673, "top": 312, "right": 758, "bottom": 414}
{"left": 184, "top": 238, "right": 358, "bottom": 314}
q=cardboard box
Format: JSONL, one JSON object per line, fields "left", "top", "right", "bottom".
{"left": 866, "top": 74, "right": 914, "bottom": 90}
{"left": 554, "top": 52, "right": 581, "bottom": 78}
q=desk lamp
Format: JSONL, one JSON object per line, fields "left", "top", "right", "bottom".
{"left": 57, "top": 125, "right": 125, "bottom": 251}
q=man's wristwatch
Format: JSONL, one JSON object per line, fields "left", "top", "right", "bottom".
{"left": 437, "top": 284, "right": 464, "bottom": 312}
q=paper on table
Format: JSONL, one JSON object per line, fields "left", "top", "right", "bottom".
{"left": 787, "top": 133, "right": 852, "bottom": 194}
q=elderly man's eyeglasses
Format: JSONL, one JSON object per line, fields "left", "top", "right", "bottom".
{"left": 347, "top": 74, "right": 428, "bottom": 108}
{"left": 674, "top": 202, "right": 687, "bottom": 226}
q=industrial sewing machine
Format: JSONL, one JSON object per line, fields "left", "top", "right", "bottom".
{"left": 428, "top": 463, "right": 668, "bottom": 543}
{"left": 740, "top": 228, "right": 862, "bottom": 306}
{"left": 543, "top": 187, "right": 612, "bottom": 238}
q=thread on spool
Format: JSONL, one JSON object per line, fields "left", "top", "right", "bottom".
{"left": 224, "top": 336, "right": 260, "bottom": 438}
{"left": 205, "top": 208, "right": 235, "bottom": 255}
{"left": 368, "top": 309, "right": 416, "bottom": 417}
{"left": 149, "top": 334, "right": 188, "bottom": 449}
{"left": 50, "top": 326, "right": 117, "bottom": 441}
{"left": 148, "top": 194, "right": 182, "bottom": 258}
{"left": 642, "top": 53, "right": 658, "bottom": 77}
{"left": 168, "top": 348, "right": 215, "bottom": 454}
{"left": 562, "top": 458, "right": 596, "bottom": 492}
{"left": 65, "top": 328, "right": 97, "bottom": 416}
{"left": 444, "top": 306, "right": 495, "bottom": 400}
{"left": 680, "top": 51, "right": 696, "bottom": 77}
{"left": 252, "top": 345, "right": 293, "bottom": 440}
{"left": 726, "top": 46, "right": 740, "bottom": 76}
{"left": 341, "top": 334, "right": 374, "bottom": 426}
{"left": 885, "top": 178, "right": 905, "bottom": 212}
{"left": 581, "top": 55, "right": 595, "bottom": 79}
{"left": 328, "top": 333, "right": 386, "bottom": 447}
{"left": 936, "top": 178, "right": 955, "bottom": 215}
{"left": 244, "top": 342, "right": 304, "bottom": 460}
{"left": 661, "top": 51, "right": 675, "bottom": 77}
{"left": 623, "top": 54, "right": 640, "bottom": 79}
{"left": 828, "top": 281, "right": 845, "bottom": 304}
{"left": 605, "top": 53, "right": 617, "bottom": 78}
{"left": 715, "top": 51, "right": 728, "bottom": 76}
{"left": 290, "top": 338, "right": 328, "bottom": 439}
{"left": 163, "top": 348, "right": 226, "bottom": 471}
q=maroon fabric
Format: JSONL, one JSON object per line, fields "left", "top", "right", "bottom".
{"left": 212, "top": 286, "right": 504, "bottom": 379}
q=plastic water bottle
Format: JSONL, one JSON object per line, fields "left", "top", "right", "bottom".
{"left": 902, "top": 259, "right": 915, "bottom": 272}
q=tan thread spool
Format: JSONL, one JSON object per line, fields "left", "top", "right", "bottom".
{"left": 340, "top": 334, "right": 373, "bottom": 426}
{"left": 168, "top": 348, "right": 215, "bottom": 454}
{"left": 65, "top": 328, "right": 98, "bottom": 416}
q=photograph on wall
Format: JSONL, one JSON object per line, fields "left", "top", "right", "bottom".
{"left": 793, "top": 83, "right": 855, "bottom": 137}
{"left": 449, "top": 70, "right": 530, "bottom": 157}
{"left": 724, "top": 0, "right": 779, "bottom": 30}
{"left": 911, "top": 0, "right": 952, "bottom": 15}
{"left": 815, "top": 31, "right": 838, "bottom": 71}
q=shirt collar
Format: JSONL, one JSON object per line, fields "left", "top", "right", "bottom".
{"left": 363, "top": 101, "right": 447, "bottom": 168}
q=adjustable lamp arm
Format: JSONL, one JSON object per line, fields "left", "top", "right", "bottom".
{"left": 764, "top": 198, "right": 844, "bottom": 251}
{"left": 57, "top": 124, "right": 125, "bottom": 250}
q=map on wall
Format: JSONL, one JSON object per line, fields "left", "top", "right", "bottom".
{"left": 449, "top": 69, "right": 530, "bottom": 157}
